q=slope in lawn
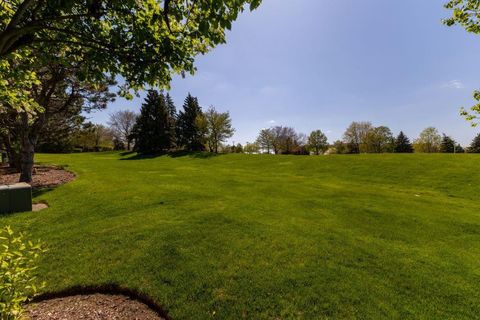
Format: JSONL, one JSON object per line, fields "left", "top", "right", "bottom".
{"left": 1, "top": 152, "right": 479, "bottom": 319}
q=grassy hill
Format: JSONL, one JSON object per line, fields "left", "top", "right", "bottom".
{"left": 1, "top": 152, "right": 480, "bottom": 319}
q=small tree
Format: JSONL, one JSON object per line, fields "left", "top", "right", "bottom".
{"left": 394, "top": 131, "right": 414, "bottom": 153}
{"left": 0, "top": 226, "right": 46, "bottom": 320}
{"left": 440, "top": 134, "right": 456, "bottom": 153}
{"left": 307, "top": 130, "right": 328, "bottom": 155}
{"left": 414, "top": 127, "right": 441, "bottom": 153}
{"left": 256, "top": 129, "right": 275, "bottom": 154}
{"left": 108, "top": 110, "right": 137, "bottom": 150}
{"left": 201, "top": 107, "right": 235, "bottom": 153}
{"left": 244, "top": 142, "right": 260, "bottom": 154}
{"left": 331, "top": 140, "right": 348, "bottom": 154}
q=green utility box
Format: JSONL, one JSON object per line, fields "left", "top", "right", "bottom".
{"left": 0, "top": 183, "right": 32, "bottom": 214}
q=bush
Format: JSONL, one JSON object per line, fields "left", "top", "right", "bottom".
{"left": 0, "top": 226, "right": 46, "bottom": 320}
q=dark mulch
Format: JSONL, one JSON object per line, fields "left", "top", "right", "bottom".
{"left": 0, "top": 165, "right": 75, "bottom": 189}
{"left": 27, "top": 294, "right": 165, "bottom": 320}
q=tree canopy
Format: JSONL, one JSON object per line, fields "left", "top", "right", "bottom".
{"left": 0, "top": 0, "right": 261, "bottom": 112}
{"left": 444, "top": 0, "right": 480, "bottom": 126}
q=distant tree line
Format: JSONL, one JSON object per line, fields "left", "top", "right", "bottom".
{"left": 129, "top": 90, "right": 235, "bottom": 154}
{"left": 248, "top": 121, "right": 480, "bottom": 155}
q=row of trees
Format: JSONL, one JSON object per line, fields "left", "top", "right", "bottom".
{"left": 0, "top": 0, "right": 259, "bottom": 182}
{"left": 109, "top": 91, "right": 235, "bottom": 154}
{"left": 251, "top": 122, "right": 480, "bottom": 155}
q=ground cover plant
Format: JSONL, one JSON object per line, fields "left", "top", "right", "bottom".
{"left": 1, "top": 152, "right": 480, "bottom": 319}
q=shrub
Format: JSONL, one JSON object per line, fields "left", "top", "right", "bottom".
{"left": 0, "top": 226, "right": 46, "bottom": 320}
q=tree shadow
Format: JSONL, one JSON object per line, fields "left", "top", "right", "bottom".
{"left": 32, "top": 187, "right": 55, "bottom": 198}
{"left": 120, "top": 150, "right": 222, "bottom": 160}
{"left": 119, "top": 151, "right": 136, "bottom": 156}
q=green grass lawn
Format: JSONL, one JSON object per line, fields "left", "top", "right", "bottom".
{"left": 1, "top": 152, "right": 480, "bottom": 319}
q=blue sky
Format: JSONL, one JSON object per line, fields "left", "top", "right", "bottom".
{"left": 89, "top": 0, "right": 480, "bottom": 146}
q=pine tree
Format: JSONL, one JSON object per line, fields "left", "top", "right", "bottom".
{"left": 165, "top": 93, "right": 177, "bottom": 118}
{"left": 440, "top": 134, "right": 456, "bottom": 153}
{"left": 455, "top": 144, "right": 465, "bottom": 153}
{"left": 165, "top": 93, "right": 177, "bottom": 147}
{"left": 133, "top": 90, "right": 175, "bottom": 153}
{"left": 176, "top": 93, "right": 205, "bottom": 151}
{"left": 469, "top": 133, "right": 480, "bottom": 153}
{"left": 394, "top": 131, "right": 413, "bottom": 153}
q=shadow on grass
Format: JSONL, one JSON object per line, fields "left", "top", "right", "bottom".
{"left": 32, "top": 187, "right": 55, "bottom": 198}
{"left": 120, "top": 150, "right": 222, "bottom": 160}
{"left": 119, "top": 151, "right": 136, "bottom": 157}
{"left": 31, "top": 283, "right": 171, "bottom": 320}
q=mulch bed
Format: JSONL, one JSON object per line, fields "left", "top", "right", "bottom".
{"left": 0, "top": 165, "right": 75, "bottom": 189}
{"left": 27, "top": 294, "right": 165, "bottom": 320}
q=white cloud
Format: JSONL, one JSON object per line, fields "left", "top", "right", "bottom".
{"left": 268, "top": 120, "right": 276, "bottom": 124}
{"left": 443, "top": 80, "right": 464, "bottom": 89}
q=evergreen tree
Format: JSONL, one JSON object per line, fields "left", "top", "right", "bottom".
{"left": 133, "top": 90, "right": 175, "bottom": 153}
{"left": 165, "top": 93, "right": 178, "bottom": 147}
{"left": 165, "top": 93, "right": 177, "bottom": 118}
{"left": 455, "top": 144, "right": 465, "bottom": 153}
{"left": 394, "top": 131, "right": 413, "bottom": 153}
{"left": 176, "top": 94, "right": 205, "bottom": 151}
{"left": 440, "top": 134, "right": 456, "bottom": 153}
{"left": 469, "top": 133, "right": 480, "bottom": 153}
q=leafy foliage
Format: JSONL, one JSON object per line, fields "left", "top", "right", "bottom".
{"left": 256, "top": 129, "right": 275, "bottom": 154}
{"left": 364, "top": 126, "right": 394, "bottom": 153}
{"left": 342, "top": 121, "right": 373, "bottom": 154}
{"left": 0, "top": 0, "right": 261, "bottom": 109}
{"left": 444, "top": 0, "right": 480, "bottom": 125}
{"left": 308, "top": 130, "right": 328, "bottom": 155}
{"left": 414, "top": 127, "right": 442, "bottom": 153}
{"left": 0, "top": 226, "right": 46, "bottom": 320}
{"left": 200, "top": 106, "right": 235, "bottom": 153}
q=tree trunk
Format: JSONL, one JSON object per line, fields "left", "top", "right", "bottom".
{"left": 19, "top": 136, "right": 35, "bottom": 183}
{"left": 18, "top": 113, "right": 39, "bottom": 183}
{"left": 1, "top": 133, "right": 21, "bottom": 171}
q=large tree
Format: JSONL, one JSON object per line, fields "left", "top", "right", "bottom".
{"left": 132, "top": 90, "right": 175, "bottom": 153}
{"left": 108, "top": 110, "right": 137, "bottom": 151}
{"left": 256, "top": 129, "right": 275, "bottom": 154}
{"left": 307, "top": 130, "right": 328, "bottom": 155}
{"left": 364, "top": 126, "right": 394, "bottom": 153}
{"left": 0, "top": 60, "right": 114, "bottom": 182}
{"left": 440, "top": 134, "right": 456, "bottom": 153}
{"left": 468, "top": 133, "right": 480, "bottom": 153}
{"left": 270, "top": 126, "right": 304, "bottom": 155}
{"left": 444, "top": 0, "right": 480, "bottom": 126}
{"left": 342, "top": 121, "right": 373, "bottom": 154}
{"left": 414, "top": 127, "right": 441, "bottom": 153}
{"left": 0, "top": 1, "right": 261, "bottom": 106}
{"left": 394, "top": 131, "right": 414, "bottom": 153}
{"left": 176, "top": 94, "right": 204, "bottom": 151}
{"left": 0, "top": 0, "right": 260, "bottom": 181}
{"left": 199, "top": 106, "right": 235, "bottom": 153}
